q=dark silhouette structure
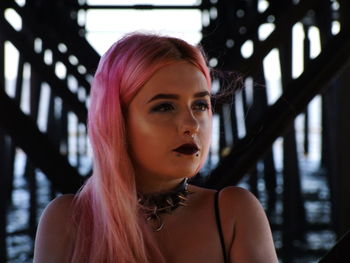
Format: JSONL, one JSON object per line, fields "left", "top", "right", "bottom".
{"left": 0, "top": 0, "right": 349, "bottom": 262}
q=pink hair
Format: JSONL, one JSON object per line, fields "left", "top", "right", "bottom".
{"left": 70, "top": 33, "right": 211, "bottom": 262}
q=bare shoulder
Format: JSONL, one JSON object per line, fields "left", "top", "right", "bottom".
{"left": 33, "top": 194, "right": 76, "bottom": 263}
{"left": 220, "top": 185, "right": 256, "bottom": 200}
{"left": 187, "top": 185, "right": 257, "bottom": 212}
{"left": 44, "top": 194, "right": 75, "bottom": 215}
{"left": 219, "top": 186, "right": 278, "bottom": 262}
{"left": 188, "top": 185, "right": 259, "bottom": 215}
{"left": 219, "top": 186, "right": 269, "bottom": 236}
{"left": 220, "top": 186, "right": 261, "bottom": 210}
{"left": 38, "top": 194, "right": 76, "bottom": 229}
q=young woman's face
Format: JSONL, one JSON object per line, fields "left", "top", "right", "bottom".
{"left": 127, "top": 61, "right": 212, "bottom": 192}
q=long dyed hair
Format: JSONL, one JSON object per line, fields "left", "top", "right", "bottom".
{"left": 71, "top": 33, "right": 211, "bottom": 263}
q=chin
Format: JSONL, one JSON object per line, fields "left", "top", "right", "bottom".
{"left": 181, "top": 161, "right": 204, "bottom": 176}
{"left": 167, "top": 166, "right": 199, "bottom": 179}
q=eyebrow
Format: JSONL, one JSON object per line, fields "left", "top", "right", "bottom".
{"left": 147, "top": 91, "right": 210, "bottom": 103}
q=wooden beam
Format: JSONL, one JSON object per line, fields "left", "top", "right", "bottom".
{"left": 0, "top": 15, "right": 88, "bottom": 124}
{"left": 0, "top": 88, "right": 84, "bottom": 193}
{"left": 205, "top": 29, "right": 350, "bottom": 189}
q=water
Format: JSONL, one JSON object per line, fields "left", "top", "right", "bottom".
{"left": 6, "top": 151, "right": 53, "bottom": 263}
{"left": 5, "top": 149, "right": 336, "bottom": 263}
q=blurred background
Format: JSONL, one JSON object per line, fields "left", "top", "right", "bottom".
{"left": 0, "top": 0, "right": 350, "bottom": 262}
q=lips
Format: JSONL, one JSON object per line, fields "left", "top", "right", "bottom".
{"left": 173, "top": 143, "right": 199, "bottom": 155}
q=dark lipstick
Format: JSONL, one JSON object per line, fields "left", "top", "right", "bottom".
{"left": 173, "top": 143, "right": 199, "bottom": 155}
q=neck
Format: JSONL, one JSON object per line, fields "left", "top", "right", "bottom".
{"left": 137, "top": 178, "right": 191, "bottom": 232}
{"left": 136, "top": 176, "right": 185, "bottom": 195}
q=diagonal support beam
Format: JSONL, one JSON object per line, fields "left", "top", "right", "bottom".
{"left": 229, "top": 0, "right": 318, "bottom": 74}
{"left": 6, "top": 1, "right": 92, "bottom": 91}
{"left": 205, "top": 29, "right": 350, "bottom": 189}
{"left": 202, "top": 0, "right": 319, "bottom": 75}
{"left": 0, "top": 88, "right": 84, "bottom": 193}
{"left": 0, "top": 15, "right": 88, "bottom": 124}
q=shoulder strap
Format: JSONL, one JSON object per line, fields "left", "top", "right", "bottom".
{"left": 214, "top": 191, "right": 229, "bottom": 263}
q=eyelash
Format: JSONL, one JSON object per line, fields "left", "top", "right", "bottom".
{"left": 193, "top": 101, "right": 210, "bottom": 111}
{"left": 151, "top": 103, "right": 174, "bottom": 112}
{"left": 151, "top": 101, "right": 210, "bottom": 113}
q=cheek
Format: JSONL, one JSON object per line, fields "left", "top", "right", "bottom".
{"left": 128, "top": 116, "right": 153, "bottom": 153}
{"left": 127, "top": 114, "right": 171, "bottom": 161}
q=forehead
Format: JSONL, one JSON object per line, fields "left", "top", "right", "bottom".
{"left": 134, "top": 62, "right": 209, "bottom": 102}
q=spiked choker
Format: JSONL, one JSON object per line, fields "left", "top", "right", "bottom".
{"left": 138, "top": 178, "right": 191, "bottom": 232}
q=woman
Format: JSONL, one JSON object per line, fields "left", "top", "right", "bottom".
{"left": 33, "top": 33, "right": 278, "bottom": 263}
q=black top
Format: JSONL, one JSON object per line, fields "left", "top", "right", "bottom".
{"left": 214, "top": 191, "right": 229, "bottom": 263}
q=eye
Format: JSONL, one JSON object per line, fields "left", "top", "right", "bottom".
{"left": 150, "top": 103, "right": 175, "bottom": 113}
{"left": 193, "top": 100, "right": 210, "bottom": 111}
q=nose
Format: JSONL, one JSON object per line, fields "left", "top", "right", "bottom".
{"left": 179, "top": 109, "right": 199, "bottom": 137}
